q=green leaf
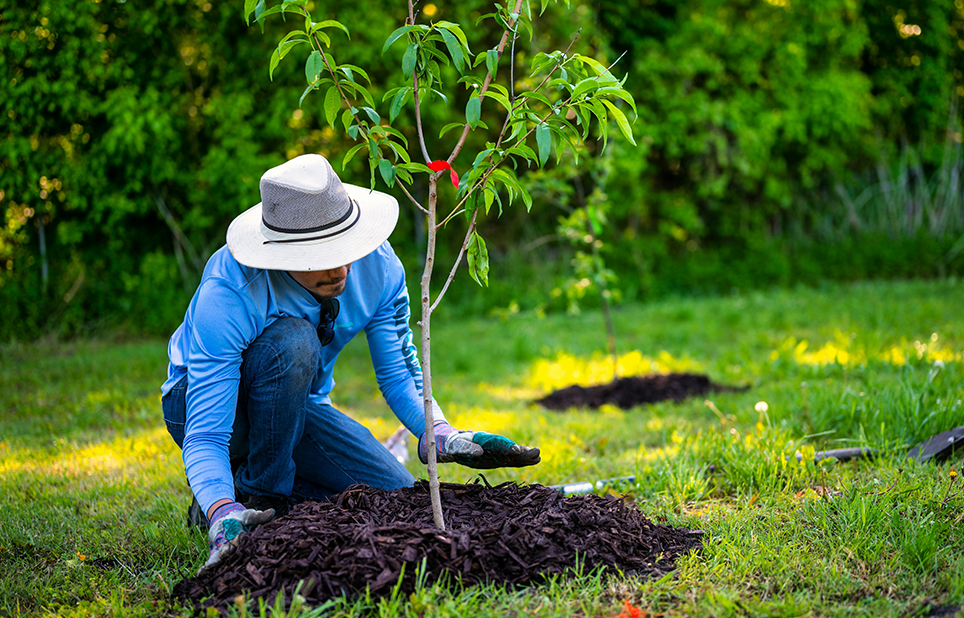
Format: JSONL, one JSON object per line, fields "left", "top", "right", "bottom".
{"left": 466, "top": 96, "right": 481, "bottom": 130}
{"left": 244, "top": 0, "right": 258, "bottom": 24}
{"left": 384, "top": 139, "right": 411, "bottom": 163}
{"left": 482, "top": 90, "right": 511, "bottom": 112}
{"left": 305, "top": 51, "right": 324, "bottom": 85}
{"left": 587, "top": 205, "right": 603, "bottom": 236}
{"left": 367, "top": 137, "right": 378, "bottom": 160}
{"left": 398, "top": 162, "right": 434, "bottom": 174}
{"left": 269, "top": 38, "right": 307, "bottom": 80}
{"left": 324, "top": 87, "right": 340, "bottom": 127}
{"left": 467, "top": 231, "right": 489, "bottom": 287}
{"left": 353, "top": 84, "right": 376, "bottom": 108}
{"left": 519, "top": 184, "right": 532, "bottom": 211}
{"left": 339, "top": 66, "right": 356, "bottom": 86}
{"left": 389, "top": 88, "right": 411, "bottom": 123}
{"left": 507, "top": 143, "right": 537, "bottom": 165}
{"left": 254, "top": 0, "right": 266, "bottom": 30}
{"left": 383, "top": 25, "right": 415, "bottom": 53}
{"left": 439, "top": 122, "right": 464, "bottom": 138}
{"left": 342, "top": 107, "right": 355, "bottom": 131}
{"left": 378, "top": 159, "right": 396, "bottom": 188}
{"left": 485, "top": 49, "right": 499, "bottom": 79}
{"left": 601, "top": 99, "right": 636, "bottom": 146}
{"left": 596, "top": 86, "right": 637, "bottom": 114}
{"left": 298, "top": 84, "right": 314, "bottom": 108}
{"left": 571, "top": 78, "right": 599, "bottom": 100}
{"left": 311, "top": 20, "right": 350, "bottom": 39}
{"left": 342, "top": 143, "right": 367, "bottom": 169}
{"left": 402, "top": 43, "right": 418, "bottom": 76}
{"left": 382, "top": 126, "right": 409, "bottom": 149}
{"left": 339, "top": 64, "right": 370, "bottom": 84}
{"left": 436, "top": 21, "right": 470, "bottom": 48}
{"left": 520, "top": 91, "right": 552, "bottom": 108}
{"left": 437, "top": 27, "right": 465, "bottom": 74}
{"left": 361, "top": 106, "right": 380, "bottom": 125}
{"left": 536, "top": 123, "right": 551, "bottom": 167}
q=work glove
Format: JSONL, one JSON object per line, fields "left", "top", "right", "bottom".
{"left": 418, "top": 420, "right": 541, "bottom": 469}
{"left": 199, "top": 501, "right": 275, "bottom": 574}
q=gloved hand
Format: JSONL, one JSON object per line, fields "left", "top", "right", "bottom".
{"left": 418, "top": 421, "right": 541, "bottom": 469}
{"left": 199, "top": 501, "right": 275, "bottom": 574}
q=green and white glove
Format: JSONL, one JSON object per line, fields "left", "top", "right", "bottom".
{"left": 199, "top": 501, "right": 275, "bottom": 574}
{"left": 418, "top": 421, "right": 541, "bottom": 469}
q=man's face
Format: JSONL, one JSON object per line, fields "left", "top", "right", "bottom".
{"left": 287, "top": 264, "right": 351, "bottom": 298}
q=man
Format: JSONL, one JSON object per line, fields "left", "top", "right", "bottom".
{"left": 161, "top": 154, "right": 540, "bottom": 570}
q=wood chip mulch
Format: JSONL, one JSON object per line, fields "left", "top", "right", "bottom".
{"left": 173, "top": 479, "right": 704, "bottom": 612}
{"left": 536, "top": 372, "right": 746, "bottom": 411}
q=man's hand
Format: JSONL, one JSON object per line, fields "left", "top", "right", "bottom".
{"left": 418, "top": 421, "right": 541, "bottom": 469}
{"left": 199, "top": 501, "right": 275, "bottom": 574}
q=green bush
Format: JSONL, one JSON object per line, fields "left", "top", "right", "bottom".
{"left": 2, "top": 0, "right": 963, "bottom": 339}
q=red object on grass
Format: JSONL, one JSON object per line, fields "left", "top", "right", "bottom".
{"left": 427, "top": 160, "right": 459, "bottom": 189}
{"left": 615, "top": 600, "right": 646, "bottom": 618}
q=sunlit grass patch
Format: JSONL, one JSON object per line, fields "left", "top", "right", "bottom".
{"left": 527, "top": 349, "right": 705, "bottom": 391}
{"left": 768, "top": 329, "right": 963, "bottom": 368}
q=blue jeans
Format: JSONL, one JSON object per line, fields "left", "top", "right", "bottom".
{"left": 162, "top": 317, "right": 415, "bottom": 503}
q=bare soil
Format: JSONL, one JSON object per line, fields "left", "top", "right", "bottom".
{"left": 174, "top": 479, "right": 704, "bottom": 612}
{"left": 536, "top": 372, "right": 746, "bottom": 411}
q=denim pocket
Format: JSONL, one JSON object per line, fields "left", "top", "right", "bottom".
{"left": 162, "top": 376, "right": 188, "bottom": 448}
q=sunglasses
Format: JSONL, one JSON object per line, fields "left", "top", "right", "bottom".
{"left": 316, "top": 298, "right": 340, "bottom": 346}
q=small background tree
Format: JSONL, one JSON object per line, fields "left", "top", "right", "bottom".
{"left": 530, "top": 142, "right": 622, "bottom": 382}
{"left": 245, "top": 0, "right": 636, "bottom": 528}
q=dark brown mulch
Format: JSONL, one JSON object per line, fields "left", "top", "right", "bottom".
{"left": 536, "top": 372, "right": 746, "bottom": 411}
{"left": 173, "top": 480, "right": 704, "bottom": 612}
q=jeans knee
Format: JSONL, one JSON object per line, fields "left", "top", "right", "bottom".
{"left": 244, "top": 317, "right": 322, "bottom": 385}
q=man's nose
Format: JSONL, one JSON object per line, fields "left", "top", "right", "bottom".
{"left": 327, "top": 265, "right": 349, "bottom": 279}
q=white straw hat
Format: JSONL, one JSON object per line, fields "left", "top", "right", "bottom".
{"left": 226, "top": 154, "right": 399, "bottom": 271}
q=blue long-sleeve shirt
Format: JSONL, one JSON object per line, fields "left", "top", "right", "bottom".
{"left": 161, "top": 241, "right": 440, "bottom": 513}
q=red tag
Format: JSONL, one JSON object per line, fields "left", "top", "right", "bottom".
{"left": 428, "top": 160, "right": 459, "bottom": 189}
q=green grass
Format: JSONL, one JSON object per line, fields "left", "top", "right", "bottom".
{"left": 2, "top": 279, "right": 963, "bottom": 617}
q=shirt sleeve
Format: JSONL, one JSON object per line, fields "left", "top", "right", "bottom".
{"left": 182, "top": 277, "right": 261, "bottom": 514}
{"left": 364, "top": 255, "right": 444, "bottom": 437}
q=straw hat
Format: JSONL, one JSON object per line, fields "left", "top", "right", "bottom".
{"left": 226, "top": 154, "right": 399, "bottom": 271}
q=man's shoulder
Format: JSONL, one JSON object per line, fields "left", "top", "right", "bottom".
{"left": 202, "top": 246, "right": 267, "bottom": 290}
{"left": 352, "top": 241, "right": 401, "bottom": 277}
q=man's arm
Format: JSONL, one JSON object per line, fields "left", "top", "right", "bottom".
{"left": 364, "top": 251, "right": 539, "bottom": 469}
{"left": 182, "top": 277, "right": 262, "bottom": 516}
{"left": 363, "top": 259, "right": 440, "bottom": 436}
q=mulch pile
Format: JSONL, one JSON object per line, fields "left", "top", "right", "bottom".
{"left": 174, "top": 479, "right": 704, "bottom": 612}
{"left": 536, "top": 372, "right": 745, "bottom": 411}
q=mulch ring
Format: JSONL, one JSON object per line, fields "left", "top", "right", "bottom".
{"left": 174, "top": 479, "right": 704, "bottom": 613}
{"left": 536, "top": 372, "right": 746, "bottom": 411}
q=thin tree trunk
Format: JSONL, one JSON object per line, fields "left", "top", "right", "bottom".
{"left": 574, "top": 175, "right": 617, "bottom": 381}
{"left": 420, "top": 176, "right": 445, "bottom": 530}
{"left": 38, "top": 217, "right": 48, "bottom": 295}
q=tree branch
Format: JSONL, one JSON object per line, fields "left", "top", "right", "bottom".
{"left": 430, "top": 208, "right": 478, "bottom": 313}
{"left": 398, "top": 181, "right": 429, "bottom": 215}
{"left": 408, "top": 2, "right": 433, "bottom": 163}
{"left": 446, "top": 0, "right": 525, "bottom": 164}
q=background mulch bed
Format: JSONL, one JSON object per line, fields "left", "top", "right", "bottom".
{"left": 536, "top": 372, "right": 746, "bottom": 411}
{"left": 174, "top": 480, "right": 704, "bottom": 612}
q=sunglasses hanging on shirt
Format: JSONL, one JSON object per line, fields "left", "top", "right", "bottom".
{"left": 316, "top": 298, "right": 340, "bottom": 346}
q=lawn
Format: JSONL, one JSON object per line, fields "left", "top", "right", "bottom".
{"left": 1, "top": 279, "right": 963, "bottom": 617}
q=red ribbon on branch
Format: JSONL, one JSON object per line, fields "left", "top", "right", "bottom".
{"left": 428, "top": 160, "right": 459, "bottom": 189}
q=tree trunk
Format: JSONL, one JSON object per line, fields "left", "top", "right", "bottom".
{"left": 419, "top": 176, "right": 445, "bottom": 530}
